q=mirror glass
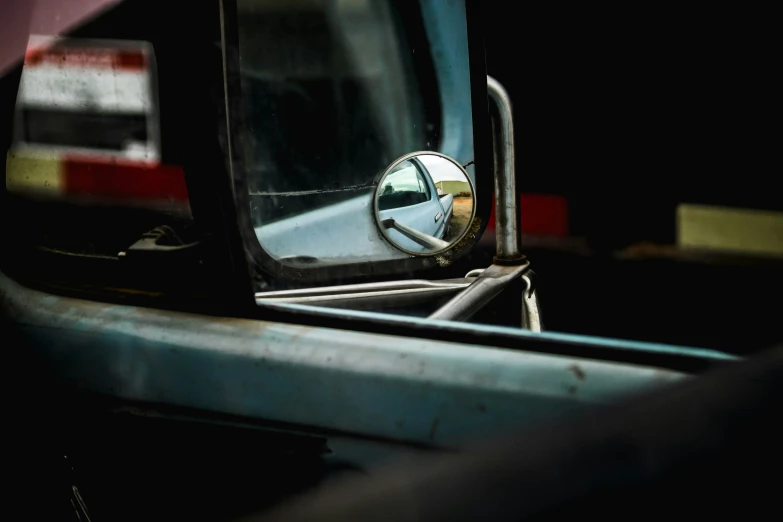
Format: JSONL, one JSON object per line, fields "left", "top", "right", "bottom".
{"left": 374, "top": 153, "right": 475, "bottom": 255}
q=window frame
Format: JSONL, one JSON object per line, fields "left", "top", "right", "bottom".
{"left": 413, "top": 162, "right": 433, "bottom": 201}
{"left": 220, "top": 0, "right": 493, "bottom": 285}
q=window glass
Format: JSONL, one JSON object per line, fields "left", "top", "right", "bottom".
{"left": 415, "top": 164, "right": 433, "bottom": 201}
{"left": 378, "top": 161, "right": 430, "bottom": 211}
{"left": 236, "top": 0, "right": 474, "bottom": 266}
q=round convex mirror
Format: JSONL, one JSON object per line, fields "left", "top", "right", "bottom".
{"left": 374, "top": 152, "right": 476, "bottom": 256}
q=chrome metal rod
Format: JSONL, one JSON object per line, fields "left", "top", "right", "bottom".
{"left": 487, "top": 76, "right": 522, "bottom": 261}
{"left": 256, "top": 279, "right": 470, "bottom": 299}
{"left": 428, "top": 262, "right": 530, "bottom": 322}
{"left": 381, "top": 218, "right": 450, "bottom": 251}
{"left": 256, "top": 279, "right": 472, "bottom": 310}
{"left": 521, "top": 273, "right": 543, "bottom": 332}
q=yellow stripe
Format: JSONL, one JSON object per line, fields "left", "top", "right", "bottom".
{"left": 678, "top": 204, "right": 783, "bottom": 257}
{"left": 5, "top": 151, "right": 62, "bottom": 194}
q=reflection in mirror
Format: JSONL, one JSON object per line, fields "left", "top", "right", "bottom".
{"left": 374, "top": 152, "right": 475, "bottom": 255}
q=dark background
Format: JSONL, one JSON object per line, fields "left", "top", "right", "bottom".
{"left": 486, "top": 3, "right": 775, "bottom": 243}
{"left": 478, "top": 4, "right": 779, "bottom": 354}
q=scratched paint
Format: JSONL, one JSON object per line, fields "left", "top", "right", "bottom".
{"left": 3, "top": 269, "right": 695, "bottom": 448}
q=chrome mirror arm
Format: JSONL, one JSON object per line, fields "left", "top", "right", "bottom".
{"left": 256, "top": 77, "right": 541, "bottom": 330}
{"left": 487, "top": 76, "right": 523, "bottom": 263}
{"left": 428, "top": 77, "right": 541, "bottom": 329}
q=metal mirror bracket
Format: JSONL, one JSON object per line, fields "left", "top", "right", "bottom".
{"left": 428, "top": 76, "right": 541, "bottom": 330}
{"left": 256, "top": 77, "right": 542, "bottom": 331}
{"left": 256, "top": 279, "right": 473, "bottom": 311}
{"left": 487, "top": 76, "right": 522, "bottom": 263}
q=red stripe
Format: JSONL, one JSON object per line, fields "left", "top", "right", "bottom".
{"left": 62, "top": 158, "right": 189, "bottom": 202}
{"left": 486, "top": 193, "right": 569, "bottom": 237}
{"left": 24, "top": 48, "right": 146, "bottom": 71}
{"left": 114, "top": 50, "right": 147, "bottom": 71}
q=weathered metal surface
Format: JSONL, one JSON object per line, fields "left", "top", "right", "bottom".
{"left": 2, "top": 270, "right": 698, "bottom": 447}
{"left": 270, "top": 301, "right": 736, "bottom": 363}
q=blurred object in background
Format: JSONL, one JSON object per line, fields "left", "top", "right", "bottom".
{"left": 6, "top": 34, "right": 190, "bottom": 217}
{"left": 678, "top": 204, "right": 783, "bottom": 258}
{"left": 479, "top": 1, "right": 780, "bottom": 353}
{"left": 1, "top": 0, "right": 209, "bottom": 287}
{"left": 17, "top": 35, "right": 159, "bottom": 163}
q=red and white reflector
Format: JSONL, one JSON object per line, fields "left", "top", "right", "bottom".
{"left": 6, "top": 150, "right": 191, "bottom": 216}
{"left": 5, "top": 35, "right": 188, "bottom": 215}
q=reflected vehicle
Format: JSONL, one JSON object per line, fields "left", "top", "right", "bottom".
{"left": 375, "top": 152, "right": 474, "bottom": 254}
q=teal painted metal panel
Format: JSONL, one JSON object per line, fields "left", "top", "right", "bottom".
{"left": 271, "top": 302, "right": 736, "bottom": 362}
{"left": 2, "top": 271, "right": 694, "bottom": 447}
